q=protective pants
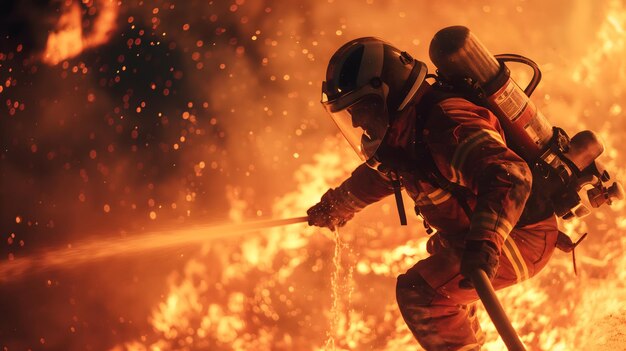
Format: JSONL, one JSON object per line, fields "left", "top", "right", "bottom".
{"left": 396, "top": 216, "right": 558, "bottom": 351}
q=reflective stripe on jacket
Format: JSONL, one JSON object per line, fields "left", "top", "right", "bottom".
{"left": 334, "top": 97, "right": 532, "bottom": 253}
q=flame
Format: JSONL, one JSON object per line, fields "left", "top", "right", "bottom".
{"left": 123, "top": 138, "right": 370, "bottom": 350}
{"left": 42, "top": 0, "right": 118, "bottom": 65}
{"left": 120, "top": 24, "right": 626, "bottom": 350}
{"left": 572, "top": 0, "right": 626, "bottom": 86}
{"left": 111, "top": 4, "right": 626, "bottom": 346}
{"left": 123, "top": 165, "right": 625, "bottom": 349}
{"left": 13, "top": 0, "right": 622, "bottom": 349}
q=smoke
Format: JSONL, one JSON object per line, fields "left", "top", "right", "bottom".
{"left": 1, "top": 0, "right": 625, "bottom": 349}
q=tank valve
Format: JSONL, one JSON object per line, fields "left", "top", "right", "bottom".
{"left": 587, "top": 182, "right": 625, "bottom": 208}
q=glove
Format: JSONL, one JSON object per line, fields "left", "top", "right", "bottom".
{"left": 307, "top": 188, "right": 356, "bottom": 230}
{"left": 459, "top": 240, "right": 500, "bottom": 289}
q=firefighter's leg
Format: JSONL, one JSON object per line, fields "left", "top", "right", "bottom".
{"left": 396, "top": 250, "right": 485, "bottom": 351}
{"left": 396, "top": 216, "right": 557, "bottom": 350}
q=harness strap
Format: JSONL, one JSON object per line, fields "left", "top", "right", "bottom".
{"left": 413, "top": 88, "right": 475, "bottom": 220}
{"left": 387, "top": 170, "right": 408, "bottom": 226}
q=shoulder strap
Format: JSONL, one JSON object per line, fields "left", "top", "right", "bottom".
{"left": 413, "top": 88, "right": 475, "bottom": 219}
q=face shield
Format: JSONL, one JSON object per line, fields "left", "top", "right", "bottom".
{"left": 321, "top": 82, "right": 390, "bottom": 162}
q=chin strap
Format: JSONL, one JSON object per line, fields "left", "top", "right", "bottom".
{"left": 389, "top": 170, "right": 408, "bottom": 225}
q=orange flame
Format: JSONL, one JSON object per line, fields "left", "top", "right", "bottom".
{"left": 110, "top": 3, "right": 626, "bottom": 351}
{"left": 42, "top": 0, "right": 118, "bottom": 65}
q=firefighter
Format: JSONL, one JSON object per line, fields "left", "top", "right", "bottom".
{"left": 307, "top": 37, "right": 558, "bottom": 350}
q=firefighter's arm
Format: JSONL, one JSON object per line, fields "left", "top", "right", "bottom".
{"left": 427, "top": 99, "right": 533, "bottom": 251}
{"left": 307, "top": 163, "right": 394, "bottom": 230}
{"left": 459, "top": 136, "right": 531, "bottom": 285}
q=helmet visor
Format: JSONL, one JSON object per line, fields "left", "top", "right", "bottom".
{"left": 323, "top": 94, "right": 389, "bottom": 161}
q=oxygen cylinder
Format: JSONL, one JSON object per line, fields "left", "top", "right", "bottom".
{"left": 428, "top": 26, "right": 624, "bottom": 219}
{"left": 429, "top": 26, "right": 553, "bottom": 161}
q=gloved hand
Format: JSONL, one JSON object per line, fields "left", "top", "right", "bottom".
{"left": 307, "top": 188, "right": 356, "bottom": 230}
{"left": 459, "top": 240, "right": 499, "bottom": 289}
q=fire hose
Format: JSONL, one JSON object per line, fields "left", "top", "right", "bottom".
{"left": 469, "top": 269, "right": 527, "bottom": 351}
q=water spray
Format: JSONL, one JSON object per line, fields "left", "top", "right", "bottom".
{"left": 0, "top": 216, "right": 309, "bottom": 283}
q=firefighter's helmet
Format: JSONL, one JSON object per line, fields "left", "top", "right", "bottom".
{"left": 321, "top": 37, "right": 428, "bottom": 166}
